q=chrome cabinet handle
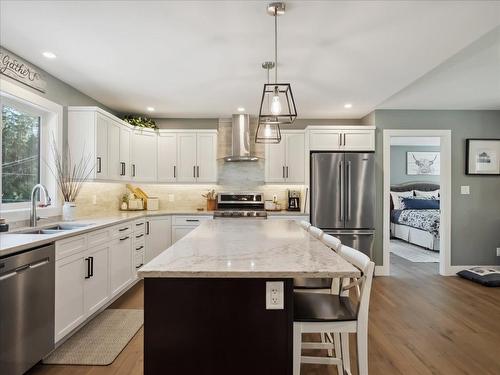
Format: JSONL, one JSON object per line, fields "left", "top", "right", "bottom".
{"left": 174, "top": 165, "right": 176, "bottom": 178}
{"left": 135, "top": 233, "right": 144, "bottom": 239}
{"left": 282, "top": 166, "right": 285, "bottom": 179}
{"left": 197, "top": 166, "right": 200, "bottom": 178}
{"left": 339, "top": 134, "right": 342, "bottom": 147}
{"left": 186, "top": 219, "right": 199, "bottom": 222}
{"left": 120, "top": 162, "right": 126, "bottom": 176}
{"left": 97, "top": 157, "right": 102, "bottom": 173}
{"left": 146, "top": 221, "right": 150, "bottom": 235}
{"left": 119, "top": 227, "right": 128, "bottom": 232}
{"left": 132, "top": 164, "right": 136, "bottom": 177}
{"left": 120, "top": 236, "right": 130, "bottom": 241}
{"left": 193, "top": 166, "right": 196, "bottom": 178}
{"left": 286, "top": 166, "right": 289, "bottom": 179}
{"left": 136, "top": 245, "right": 144, "bottom": 251}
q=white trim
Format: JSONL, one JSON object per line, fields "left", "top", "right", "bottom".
{"left": 383, "top": 129, "right": 452, "bottom": 276}
{"left": 0, "top": 77, "right": 63, "bottom": 221}
{"left": 305, "top": 125, "right": 376, "bottom": 130}
{"left": 375, "top": 265, "right": 390, "bottom": 276}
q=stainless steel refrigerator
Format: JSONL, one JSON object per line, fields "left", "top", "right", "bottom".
{"left": 310, "top": 152, "right": 375, "bottom": 258}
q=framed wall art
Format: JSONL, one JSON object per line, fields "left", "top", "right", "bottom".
{"left": 466, "top": 139, "right": 500, "bottom": 175}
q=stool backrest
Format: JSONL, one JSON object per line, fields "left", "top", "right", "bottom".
{"left": 338, "top": 244, "right": 375, "bottom": 324}
{"left": 308, "top": 226, "right": 324, "bottom": 239}
{"left": 299, "top": 220, "right": 311, "bottom": 230}
{"left": 321, "top": 233, "right": 341, "bottom": 252}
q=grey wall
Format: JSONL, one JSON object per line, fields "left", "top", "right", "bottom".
{"left": 390, "top": 145, "right": 440, "bottom": 185}
{"left": 373, "top": 110, "right": 500, "bottom": 266}
{"left": 0, "top": 46, "right": 112, "bottom": 146}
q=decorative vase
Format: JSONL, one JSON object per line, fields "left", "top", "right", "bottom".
{"left": 207, "top": 199, "right": 216, "bottom": 211}
{"left": 62, "top": 201, "right": 77, "bottom": 221}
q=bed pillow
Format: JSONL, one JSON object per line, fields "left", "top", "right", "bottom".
{"left": 401, "top": 197, "right": 440, "bottom": 210}
{"left": 390, "top": 191, "right": 414, "bottom": 210}
{"left": 457, "top": 267, "right": 500, "bottom": 287}
{"left": 415, "top": 189, "right": 440, "bottom": 198}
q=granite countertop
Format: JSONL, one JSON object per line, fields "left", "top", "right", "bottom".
{"left": 0, "top": 210, "right": 215, "bottom": 257}
{"left": 138, "top": 220, "right": 360, "bottom": 278}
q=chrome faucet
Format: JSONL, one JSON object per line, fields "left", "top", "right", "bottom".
{"left": 30, "top": 184, "right": 52, "bottom": 227}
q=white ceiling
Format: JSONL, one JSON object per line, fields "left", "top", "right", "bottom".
{"left": 381, "top": 26, "right": 500, "bottom": 110}
{"left": 1, "top": 1, "right": 499, "bottom": 119}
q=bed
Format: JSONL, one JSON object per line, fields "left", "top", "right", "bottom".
{"left": 390, "top": 182, "right": 440, "bottom": 251}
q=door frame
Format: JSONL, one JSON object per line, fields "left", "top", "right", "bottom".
{"left": 382, "top": 129, "right": 452, "bottom": 276}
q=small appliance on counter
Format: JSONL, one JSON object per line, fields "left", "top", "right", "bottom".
{"left": 287, "top": 189, "right": 301, "bottom": 211}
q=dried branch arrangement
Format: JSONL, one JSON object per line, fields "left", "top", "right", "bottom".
{"left": 49, "top": 137, "right": 94, "bottom": 202}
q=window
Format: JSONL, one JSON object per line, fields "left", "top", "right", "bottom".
{"left": 0, "top": 79, "right": 62, "bottom": 219}
{"left": 1, "top": 103, "right": 41, "bottom": 204}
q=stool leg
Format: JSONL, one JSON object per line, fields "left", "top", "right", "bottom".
{"left": 341, "top": 332, "right": 351, "bottom": 374}
{"left": 334, "top": 333, "right": 343, "bottom": 375}
{"left": 357, "top": 328, "right": 368, "bottom": 375}
{"left": 293, "top": 323, "right": 302, "bottom": 375}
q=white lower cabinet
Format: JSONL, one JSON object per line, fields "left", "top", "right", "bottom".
{"left": 171, "top": 215, "right": 212, "bottom": 244}
{"left": 109, "top": 235, "right": 133, "bottom": 298}
{"left": 55, "top": 222, "right": 136, "bottom": 343}
{"left": 145, "top": 216, "right": 172, "bottom": 262}
{"left": 55, "top": 252, "right": 86, "bottom": 342}
{"left": 84, "top": 244, "right": 110, "bottom": 316}
{"left": 172, "top": 226, "right": 195, "bottom": 243}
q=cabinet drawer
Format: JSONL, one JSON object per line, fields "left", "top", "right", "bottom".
{"left": 87, "top": 227, "right": 111, "bottom": 247}
{"left": 56, "top": 234, "right": 87, "bottom": 260}
{"left": 134, "top": 231, "right": 146, "bottom": 242}
{"left": 172, "top": 215, "right": 212, "bottom": 226}
{"left": 134, "top": 219, "right": 146, "bottom": 230}
{"left": 110, "top": 223, "right": 133, "bottom": 238}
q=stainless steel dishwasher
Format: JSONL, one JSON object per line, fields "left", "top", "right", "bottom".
{"left": 0, "top": 244, "right": 55, "bottom": 375}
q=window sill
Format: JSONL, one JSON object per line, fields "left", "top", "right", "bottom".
{"left": 0, "top": 206, "right": 61, "bottom": 223}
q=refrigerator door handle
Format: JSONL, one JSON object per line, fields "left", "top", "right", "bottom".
{"left": 347, "top": 160, "right": 351, "bottom": 221}
{"left": 339, "top": 161, "right": 344, "bottom": 221}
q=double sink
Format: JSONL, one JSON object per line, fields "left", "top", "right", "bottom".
{"left": 16, "top": 223, "right": 92, "bottom": 235}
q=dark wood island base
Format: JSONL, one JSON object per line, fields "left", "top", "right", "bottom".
{"left": 144, "top": 278, "right": 294, "bottom": 375}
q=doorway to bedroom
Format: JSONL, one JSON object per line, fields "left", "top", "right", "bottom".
{"left": 383, "top": 130, "right": 452, "bottom": 276}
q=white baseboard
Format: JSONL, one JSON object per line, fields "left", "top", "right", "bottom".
{"left": 375, "top": 265, "right": 389, "bottom": 276}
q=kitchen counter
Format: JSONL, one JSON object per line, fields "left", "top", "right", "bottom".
{"left": 139, "top": 219, "right": 359, "bottom": 278}
{"left": 0, "top": 210, "right": 215, "bottom": 257}
{"left": 0, "top": 210, "right": 309, "bottom": 257}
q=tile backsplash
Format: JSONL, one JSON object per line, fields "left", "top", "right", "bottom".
{"left": 75, "top": 181, "right": 306, "bottom": 217}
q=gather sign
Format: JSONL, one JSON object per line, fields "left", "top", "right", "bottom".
{"left": 0, "top": 48, "right": 46, "bottom": 92}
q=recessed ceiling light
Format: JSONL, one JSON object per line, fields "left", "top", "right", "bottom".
{"left": 42, "top": 51, "right": 56, "bottom": 59}
{"left": 237, "top": 107, "right": 245, "bottom": 112}
{"left": 146, "top": 107, "right": 155, "bottom": 112}
{"left": 344, "top": 103, "right": 353, "bottom": 109}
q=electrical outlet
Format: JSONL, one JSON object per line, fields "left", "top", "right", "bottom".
{"left": 266, "top": 281, "right": 284, "bottom": 310}
{"left": 168, "top": 194, "right": 175, "bottom": 202}
{"left": 460, "top": 186, "right": 470, "bottom": 195}
{"left": 497, "top": 248, "right": 500, "bottom": 257}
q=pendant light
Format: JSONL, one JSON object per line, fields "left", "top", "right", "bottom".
{"left": 257, "top": 2, "right": 297, "bottom": 127}
{"left": 255, "top": 61, "right": 282, "bottom": 144}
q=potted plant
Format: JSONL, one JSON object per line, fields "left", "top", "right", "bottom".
{"left": 202, "top": 189, "right": 217, "bottom": 211}
{"left": 49, "top": 138, "right": 93, "bottom": 221}
{"left": 123, "top": 115, "right": 158, "bottom": 129}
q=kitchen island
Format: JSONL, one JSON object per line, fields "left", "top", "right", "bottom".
{"left": 138, "top": 219, "right": 360, "bottom": 375}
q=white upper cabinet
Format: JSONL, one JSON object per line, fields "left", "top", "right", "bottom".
{"left": 308, "top": 127, "right": 375, "bottom": 151}
{"left": 131, "top": 129, "right": 157, "bottom": 182}
{"left": 107, "top": 119, "right": 121, "bottom": 180}
{"left": 265, "top": 131, "right": 305, "bottom": 183}
{"left": 177, "top": 133, "right": 197, "bottom": 182}
{"left": 68, "top": 107, "right": 217, "bottom": 184}
{"left": 95, "top": 113, "right": 109, "bottom": 179}
{"left": 119, "top": 126, "right": 131, "bottom": 179}
{"left": 196, "top": 132, "right": 217, "bottom": 183}
{"left": 157, "top": 132, "right": 177, "bottom": 182}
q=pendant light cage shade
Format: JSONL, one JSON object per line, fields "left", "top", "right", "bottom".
{"left": 255, "top": 122, "right": 282, "bottom": 144}
{"left": 258, "top": 83, "right": 297, "bottom": 125}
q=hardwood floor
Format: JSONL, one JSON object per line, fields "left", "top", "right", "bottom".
{"left": 28, "top": 255, "right": 500, "bottom": 375}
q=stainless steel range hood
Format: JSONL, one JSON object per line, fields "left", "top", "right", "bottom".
{"left": 224, "top": 114, "right": 259, "bottom": 162}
